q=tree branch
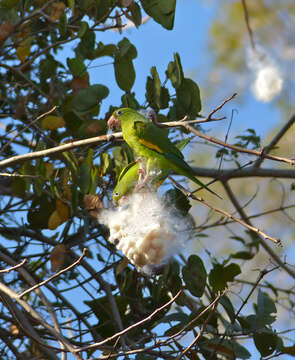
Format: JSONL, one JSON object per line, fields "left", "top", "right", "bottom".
{"left": 222, "top": 181, "right": 295, "bottom": 279}
{"left": 253, "top": 112, "right": 295, "bottom": 168}
{"left": 183, "top": 123, "right": 295, "bottom": 166}
{"left": 75, "top": 290, "right": 183, "bottom": 353}
{"left": 18, "top": 248, "right": 87, "bottom": 299}
{"left": 168, "top": 176, "right": 282, "bottom": 246}
{"left": 0, "top": 259, "right": 27, "bottom": 274}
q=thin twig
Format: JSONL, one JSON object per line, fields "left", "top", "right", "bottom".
{"left": 209, "top": 266, "right": 280, "bottom": 360}
{"left": 0, "top": 133, "right": 118, "bottom": 169}
{"left": 253, "top": 112, "right": 295, "bottom": 168}
{"left": 0, "top": 259, "right": 27, "bottom": 274}
{"left": 75, "top": 290, "right": 183, "bottom": 353}
{"left": 0, "top": 106, "right": 57, "bottom": 156}
{"left": 177, "top": 292, "right": 224, "bottom": 359}
{"left": 183, "top": 123, "right": 295, "bottom": 166}
{"left": 168, "top": 291, "right": 226, "bottom": 344}
{"left": 0, "top": 173, "right": 39, "bottom": 178}
{"left": 207, "top": 93, "right": 237, "bottom": 120}
{"left": 0, "top": 281, "right": 81, "bottom": 358}
{"left": 18, "top": 248, "right": 87, "bottom": 299}
{"left": 241, "top": 0, "right": 256, "bottom": 50}
{"left": 222, "top": 181, "right": 295, "bottom": 279}
{"left": 0, "top": 292, "right": 60, "bottom": 360}
{"left": 168, "top": 176, "right": 282, "bottom": 246}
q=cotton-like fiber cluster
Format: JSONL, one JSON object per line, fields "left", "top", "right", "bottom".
{"left": 100, "top": 191, "right": 192, "bottom": 272}
{"left": 247, "top": 45, "right": 283, "bottom": 102}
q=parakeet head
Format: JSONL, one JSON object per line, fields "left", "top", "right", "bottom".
{"left": 113, "top": 161, "right": 139, "bottom": 205}
{"left": 112, "top": 189, "right": 127, "bottom": 206}
{"left": 107, "top": 108, "right": 135, "bottom": 131}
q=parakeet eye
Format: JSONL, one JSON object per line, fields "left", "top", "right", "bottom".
{"left": 116, "top": 110, "right": 122, "bottom": 116}
{"left": 115, "top": 192, "right": 119, "bottom": 197}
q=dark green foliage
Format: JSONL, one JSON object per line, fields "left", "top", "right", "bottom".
{"left": 114, "top": 38, "right": 137, "bottom": 92}
{"left": 182, "top": 255, "right": 207, "bottom": 297}
{"left": 140, "top": 0, "right": 176, "bottom": 30}
{"left": 209, "top": 262, "right": 241, "bottom": 291}
{"left": 145, "top": 66, "right": 170, "bottom": 110}
{"left": 72, "top": 84, "right": 109, "bottom": 113}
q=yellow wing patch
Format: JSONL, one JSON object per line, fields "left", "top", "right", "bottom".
{"left": 139, "top": 139, "right": 163, "bottom": 153}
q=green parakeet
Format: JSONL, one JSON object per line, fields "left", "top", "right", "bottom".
{"left": 108, "top": 108, "right": 219, "bottom": 198}
{"left": 113, "top": 138, "right": 192, "bottom": 205}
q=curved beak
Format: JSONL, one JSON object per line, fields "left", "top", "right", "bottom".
{"left": 107, "top": 115, "right": 120, "bottom": 131}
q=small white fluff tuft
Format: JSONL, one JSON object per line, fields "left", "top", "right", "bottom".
{"left": 100, "top": 191, "right": 193, "bottom": 273}
{"left": 247, "top": 46, "right": 283, "bottom": 102}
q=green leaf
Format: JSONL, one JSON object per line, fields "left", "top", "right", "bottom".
{"left": 231, "top": 251, "right": 254, "bottom": 260}
{"left": 58, "top": 12, "right": 67, "bottom": 37}
{"left": 256, "top": 290, "right": 277, "bottom": 325}
{"left": 99, "top": 152, "right": 111, "bottom": 176}
{"left": 162, "top": 312, "right": 189, "bottom": 324}
{"left": 72, "top": 84, "right": 109, "bottom": 113}
{"left": 140, "top": 0, "right": 176, "bottom": 30}
{"left": 12, "top": 178, "right": 27, "bottom": 196}
{"left": 176, "top": 78, "right": 202, "bottom": 119}
{"left": 89, "top": 166, "right": 99, "bottom": 194}
{"left": 166, "top": 52, "right": 184, "bottom": 89}
{"left": 230, "top": 235, "right": 246, "bottom": 244}
{"left": 75, "top": 29, "right": 95, "bottom": 59}
{"left": 129, "top": 2, "right": 142, "bottom": 27}
{"left": 64, "top": 111, "right": 83, "bottom": 133}
{"left": 114, "top": 57, "right": 135, "bottom": 92}
{"left": 27, "top": 194, "right": 55, "bottom": 229}
{"left": 206, "top": 338, "right": 251, "bottom": 359}
{"left": 67, "top": 57, "right": 87, "bottom": 77}
{"left": 117, "top": 37, "right": 137, "bottom": 59}
{"left": 219, "top": 295, "right": 236, "bottom": 323}
{"left": 95, "top": 0, "right": 113, "bottom": 21}
{"left": 121, "top": 93, "right": 140, "bottom": 109}
{"left": 39, "top": 55, "right": 59, "bottom": 84}
{"left": 146, "top": 66, "right": 169, "bottom": 110}
{"left": 163, "top": 188, "right": 191, "bottom": 215}
{"left": 94, "top": 42, "right": 117, "bottom": 58}
{"left": 182, "top": 255, "right": 207, "bottom": 297}
{"left": 77, "top": 21, "right": 88, "bottom": 38}
{"left": 0, "top": 0, "right": 18, "bottom": 9}
{"left": 78, "top": 163, "right": 91, "bottom": 194}
{"left": 254, "top": 328, "right": 278, "bottom": 357}
{"left": 209, "top": 263, "right": 241, "bottom": 291}
{"left": 68, "top": 0, "right": 75, "bottom": 12}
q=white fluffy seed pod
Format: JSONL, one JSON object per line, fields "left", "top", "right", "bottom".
{"left": 100, "top": 191, "right": 192, "bottom": 272}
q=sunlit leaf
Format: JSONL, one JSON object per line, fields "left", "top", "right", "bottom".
{"left": 16, "top": 37, "right": 33, "bottom": 63}
{"left": 41, "top": 116, "right": 66, "bottom": 130}
{"left": 56, "top": 199, "right": 70, "bottom": 222}
{"left": 50, "top": 244, "right": 67, "bottom": 272}
{"left": 48, "top": 210, "right": 62, "bottom": 230}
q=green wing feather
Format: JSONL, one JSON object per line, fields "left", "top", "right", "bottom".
{"left": 114, "top": 108, "right": 220, "bottom": 198}
{"left": 132, "top": 119, "right": 220, "bottom": 197}
{"left": 133, "top": 120, "right": 184, "bottom": 159}
{"left": 117, "top": 161, "right": 138, "bottom": 182}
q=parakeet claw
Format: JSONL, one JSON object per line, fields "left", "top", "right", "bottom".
{"left": 136, "top": 157, "right": 146, "bottom": 182}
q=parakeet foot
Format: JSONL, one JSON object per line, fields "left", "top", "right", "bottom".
{"left": 136, "top": 157, "right": 147, "bottom": 183}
